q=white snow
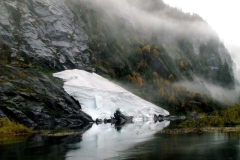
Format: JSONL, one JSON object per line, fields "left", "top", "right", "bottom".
{"left": 53, "top": 69, "right": 169, "bottom": 120}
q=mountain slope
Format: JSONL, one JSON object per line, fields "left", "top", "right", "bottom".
{"left": 0, "top": 0, "right": 236, "bottom": 126}
{"left": 67, "top": 0, "right": 235, "bottom": 113}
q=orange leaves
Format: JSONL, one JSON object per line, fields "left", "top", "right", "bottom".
{"left": 168, "top": 92, "right": 176, "bottom": 104}
{"left": 137, "top": 77, "right": 143, "bottom": 86}
{"left": 142, "top": 44, "right": 151, "bottom": 53}
{"left": 126, "top": 74, "right": 137, "bottom": 84}
{"left": 152, "top": 72, "right": 158, "bottom": 78}
{"left": 168, "top": 74, "right": 174, "bottom": 82}
{"left": 159, "top": 87, "right": 164, "bottom": 96}
{"left": 137, "top": 60, "right": 147, "bottom": 70}
{"left": 126, "top": 73, "right": 143, "bottom": 87}
{"left": 135, "top": 47, "right": 142, "bottom": 55}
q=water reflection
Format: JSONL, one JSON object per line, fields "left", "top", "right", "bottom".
{"left": 1, "top": 122, "right": 240, "bottom": 160}
{"left": 113, "top": 132, "right": 240, "bottom": 160}
{"left": 0, "top": 134, "right": 81, "bottom": 160}
{"left": 66, "top": 121, "right": 170, "bottom": 160}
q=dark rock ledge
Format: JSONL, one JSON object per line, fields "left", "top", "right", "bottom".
{"left": 0, "top": 65, "right": 93, "bottom": 129}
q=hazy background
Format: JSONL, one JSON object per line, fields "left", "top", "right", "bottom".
{"left": 69, "top": 0, "right": 239, "bottom": 105}
{"left": 163, "top": 0, "right": 240, "bottom": 70}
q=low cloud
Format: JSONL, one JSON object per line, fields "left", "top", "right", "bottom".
{"left": 178, "top": 79, "right": 240, "bottom": 105}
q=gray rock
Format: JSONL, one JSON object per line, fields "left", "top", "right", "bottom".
{"left": 0, "top": 0, "right": 91, "bottom": 70}
{"left": 0, "top": 65, "right": 93, "bottom": 129}
{"left": 0, "top": 109, "right": 7, "bottom": 118}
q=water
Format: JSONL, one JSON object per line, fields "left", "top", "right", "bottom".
{"left": 1, "top": 122, "right": 240, "bottom": 160}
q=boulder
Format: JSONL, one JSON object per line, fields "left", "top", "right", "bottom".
{"left": 114, "top": 110, "right": 133, "bottom": 124}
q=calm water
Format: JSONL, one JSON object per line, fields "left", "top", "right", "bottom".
{"left": 0, "top": 121, "right": 240, "bottom": 160}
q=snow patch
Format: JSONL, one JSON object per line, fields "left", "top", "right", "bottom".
{"left": 53, "top": 69, "right": 169, "bottom": 120}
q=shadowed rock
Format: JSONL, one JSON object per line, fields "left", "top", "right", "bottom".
{"left": 114, "top": 110, "right": 133, "bottom": 124}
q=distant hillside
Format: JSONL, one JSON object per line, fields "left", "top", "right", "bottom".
{"left": 67, "top": 0, "right": 234, "bottom": 88}
{"left": 66, "top": 0, "right": 235, "bottom": 113}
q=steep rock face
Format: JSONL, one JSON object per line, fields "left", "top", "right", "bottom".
{"left": 0, "top": 63, "right": 93, "bottom": 129}
{"left": 0, "top": 0, "right": 90, "bottom": 70}
{"left": 177, "top": 38, "right": 234, "bottom": 87}
{"left": 0, "top": 0, "right": 95, "bottom": 128}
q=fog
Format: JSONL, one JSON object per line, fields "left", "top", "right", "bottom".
{"left": 178, "top": 80, "right": 240, "bottom": 105}
{"left": 226, "top": 45, "right": 240, "bottom": 83}
{"left": 71, "top": 0, "right": 239, "bottom": 104}
{"left": 163, "top": 0, "right": 240, "bottom": 83}
{"left": 76, "top": 0, "right": 217, "bottom": 40}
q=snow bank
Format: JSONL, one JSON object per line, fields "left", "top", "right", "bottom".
{"left": 53, "top": 69, "right": 169, "bottom": 120}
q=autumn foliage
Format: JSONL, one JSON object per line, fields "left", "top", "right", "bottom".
{"left": 142, "top": 44, "right": 151, "bottom": 53}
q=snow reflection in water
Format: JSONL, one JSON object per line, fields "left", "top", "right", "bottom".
{"left": 66, "top": 121, "right": 170, "bottom": 160}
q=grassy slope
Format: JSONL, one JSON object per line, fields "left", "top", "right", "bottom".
{"left": 0, "top": 118, "right": 33, "bottom": 135}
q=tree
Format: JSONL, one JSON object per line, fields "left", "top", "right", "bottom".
{"left": 179, "top": 61, "right": 184, "bottom": 68}
{"left": 142, "top": 44, "right": 151, "bottom": 53}
{"left": 168, "top": 92, "right": 176, "bottom": 104}
{"left": 168, "top": 74, "right": 174, "bottom": 82}
{"left": 159, "top": 87, "right": 164, "bottom": 96}
{"left": 153, "top": 49, "right": 159, "bottom": 56}
{"left": 137, "top": 77, "right": 143, "bottom": 86}
{"left": 152, "top": 72, "right": 158, "bottom": 78}
{"left": 135, "top": 47, "right": 142, "bottom": 55}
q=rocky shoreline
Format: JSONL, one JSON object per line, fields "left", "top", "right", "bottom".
{"left": 156, "top": 126, "right": 240, "bottom": 135}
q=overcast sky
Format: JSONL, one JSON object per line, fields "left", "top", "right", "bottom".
{"left": 163, "top": 0, "right": 240, "bottom": 47}
{"left": 163, "top": 0, "right": 240, "bottom": 68}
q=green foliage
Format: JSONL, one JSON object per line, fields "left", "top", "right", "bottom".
{"left": 14, "top": 85, "right": 34, "bottom": 93}
{"left": 179, "top": 104, "right": 240, "bottom": 128}
{"left": 179, "top": 116, "right": 224, "bottom": 128}
{"left": 0, "top": 118, "right": 33, "bottom": 135}
{"left": 32, "top": 66, "right": 53, "bottom": 75}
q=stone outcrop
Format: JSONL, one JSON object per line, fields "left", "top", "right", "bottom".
{"left": 0, "top": 0, "right": 91, "bottom": 70}
{"left": 0, "top": 65, "right": 93, "bottom": 129}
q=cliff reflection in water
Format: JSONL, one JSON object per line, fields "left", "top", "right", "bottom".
{"left": 0, "top": 121, "right": 169, "bottom": 160}
{"left": 1, "top": 122, "right": 240, "bottom": 160}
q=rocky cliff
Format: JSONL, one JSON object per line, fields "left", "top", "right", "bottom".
{"left": 0, "top": 0, "right": 91, "bottom": 70}
{"left": 0, "top": 53, "right": 93, "bottom": 128}
{"left": 0, "top": 0, "right": 94, "bottom": 128}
